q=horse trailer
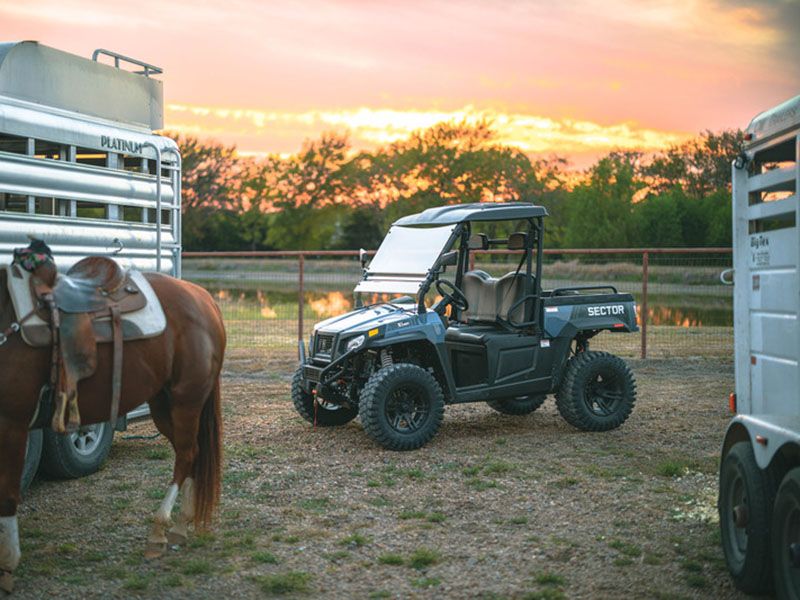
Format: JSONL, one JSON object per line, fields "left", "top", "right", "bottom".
{"left": 719, "top": 93, "right": 800, "bottom": 598}
{"left": 0, "top": 41, "right": 181, "bottom": 489}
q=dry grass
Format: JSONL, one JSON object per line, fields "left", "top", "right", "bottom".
{"left": 16, "top": 352, "right": 741, "bottom": 599}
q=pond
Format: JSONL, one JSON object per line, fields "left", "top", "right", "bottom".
{"left": 200, "top": 286, "right": 734, "bottom": 328}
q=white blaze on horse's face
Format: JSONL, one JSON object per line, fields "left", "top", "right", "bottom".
{"left": 0, "top": 516, "right": 20, "bottom": 572}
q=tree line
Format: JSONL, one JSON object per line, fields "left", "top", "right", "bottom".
{"left": 173, "top": 122, "right": 742, "bottom": 251}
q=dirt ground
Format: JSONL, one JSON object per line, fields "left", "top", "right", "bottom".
{"left": 15, "top": 350, "right": 743, "bottom": 599}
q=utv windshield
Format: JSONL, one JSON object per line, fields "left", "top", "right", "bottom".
{"left": 354, "top": 225, "right": 457, "bottom": 295}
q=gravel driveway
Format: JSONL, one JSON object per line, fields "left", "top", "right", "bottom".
{"left": 15, "top": 350, "right": 742, "bottom": 599}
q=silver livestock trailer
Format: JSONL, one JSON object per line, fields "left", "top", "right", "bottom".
{"left": 719, "top": 93, "right": 800, "bottom": 599}
{"left": 0, "top": 41, "right": 181, "bottom": 489}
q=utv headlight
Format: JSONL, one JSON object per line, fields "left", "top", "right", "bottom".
{"left": 346, "top": 335, "right": 366, "bottom": 352}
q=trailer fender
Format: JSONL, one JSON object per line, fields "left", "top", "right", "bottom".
{"left": 722, "top": 415, "right": 800, "bottom": 471}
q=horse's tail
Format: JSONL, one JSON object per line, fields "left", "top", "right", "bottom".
{"left": 192, "top": 376, "right": 222, "bottom": 529}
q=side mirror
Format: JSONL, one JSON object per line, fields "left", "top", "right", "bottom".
{"left": 359, "top": 248, "right": 368, "bottom": 270}
{"left": 438, "top": 250, "right": 458, "bottom": 268}
{"left": 468, "top": 234, "right": 489, "bottom": 250}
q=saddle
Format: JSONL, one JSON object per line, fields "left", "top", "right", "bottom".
{"left": 9, "top": 244, "right": 165, "bottom": 434}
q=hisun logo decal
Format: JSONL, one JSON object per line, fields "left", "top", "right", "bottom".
{"left": 100, "top": 136, "right": 143, "bottom": 154}
{"left": 587, "top": 305, "right": 625, "bottom": 317}
{"left": 750, "top": 235, "right": 769, "bottom": 249}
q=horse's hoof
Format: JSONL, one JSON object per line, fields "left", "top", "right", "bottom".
{"left": 144, "top": 542, "right": 167, "bottom": 560}
{"left": 0, "top": 571, "right": 13, "bottom": 594}
{"left": 166, "top": 531, "right": 188, "bottom": 546}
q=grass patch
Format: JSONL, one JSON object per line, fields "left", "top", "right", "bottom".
{"left": 122, "top": 574, "right": 149, "bottom": 591}
{"left": 146, "top": 447, "right": 170, "bottom": 460}
{"left": 409, "top": 548, "right": 440, "bottom": 569}
{"left": 252, "top": 551, "right": 279, "bottom": 564}
{"left": 377, "top": 553, "right": 405, "bottom": 566}
{"left": 613, "top": 557, "right": 634, "bottom": 567}
{"left": 510, "top": 516, "right": 528, "bottom": 525}
{"left": 339, "top": 533, "right": 370, "bottom": 547}
{"left": 369, "top": 592, "right": 391, "bottom": 599}
{"left": 298, "top": 497, "right": 330, "bottom": 511}
{"left": 411, "top": 576, "right": 441, "bottom": 588}
{"left": 684, "top": 573, "right": 708, "bottom": 589}
{"left": 398, "top": 510, "right": 427, "bottom": 520}
{"left": 534, "top": 572, "right": 565, "bottom": 586}
{"left": 253, "top": 571, "right": 313, "bottom": 595}
{"left": 181, "top": 559, "right": 213, "bottom": 576}
{"left": 466, "top": 478, "right": 498, "bottom": 491}
{"left": 427, "top": 512, "right": 446, "bottom": 523}
{"left": 325, "top": 550, "right": 350, "bottom": 561}
{"left": 483, "top": 461, "right": 513, "bottom": 475}
{"left": 608, "top": 540, "right": 642, "bottom": 557}
{"left": 162, "top": 574, "right": 184, "bottom": 588}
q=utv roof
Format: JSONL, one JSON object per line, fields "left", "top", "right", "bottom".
{"left": 394, "top": 202, "right": 547, "bottom": 226}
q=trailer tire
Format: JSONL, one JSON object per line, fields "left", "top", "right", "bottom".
{"left": 21, "top": 429, "right": 43, "bottom": 495}
{"left": 719, "top": 441, "right": 775, "bottom": 595}
{"left": 771, "top": 467, "right": 800, "bottom": 600}
{"left": 555, "top": 351, "right": 635, "bottom": 431}
{"left": 359, "top": 363, "right": 444, "bottom": 451}
{"left": 487, "top": 395, "right": 546, "bottom": 416}
{"left": 40, "top": 422, "right": 114, "bottom": 479}
{"left": 292, "top": 366, "right": 357, "bottom": 427}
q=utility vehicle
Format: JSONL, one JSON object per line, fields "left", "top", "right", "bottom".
{"left": 293, "top": 202, "right": 638, "bottom": 450}
{"left": 718, "top": 93, "right": 800, "bottom": 599}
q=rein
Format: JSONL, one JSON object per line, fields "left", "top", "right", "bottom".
{"left": 0, "top": 307, "right": 39, "bottom": 346}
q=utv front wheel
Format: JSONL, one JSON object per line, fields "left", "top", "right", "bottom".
{"left": 292, "top": 366, "right": 358, "bottom": 427}
{"left": 487, "top": 395, "right": 546, "bottom": 416}
{"left": 359, "top": 363, "right": 445, "bottom": 451}
{"left": 555, "top": 351, "right": 636, "bottom": 431}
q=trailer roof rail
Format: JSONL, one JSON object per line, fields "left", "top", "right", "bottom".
{"left": 92, "top": 49, "right": 163, "bottom": 78}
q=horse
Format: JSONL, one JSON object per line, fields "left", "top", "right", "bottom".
{"left": 0, "top": 248, "right": 226, "bottom": 594}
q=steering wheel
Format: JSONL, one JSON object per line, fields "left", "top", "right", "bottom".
{"left": 435, "top": 279, "right": 469, "bottom": 312}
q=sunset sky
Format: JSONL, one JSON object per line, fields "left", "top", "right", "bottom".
{"left": 2, "top": 0, "right": 798, "bottom": 167}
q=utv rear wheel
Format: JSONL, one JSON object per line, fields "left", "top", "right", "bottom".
{"left": 555, "top": 351, "right": 635, "bottom": 431}
{"left": 291, "top": 366, "right": 357, "bottom": 427}
{"left": 487, "top": 395, "right": 546, "bottom": 416}
{"left": 359, "top": 363, "right": 444, "bottom": 451}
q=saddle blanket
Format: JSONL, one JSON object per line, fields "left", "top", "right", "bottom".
{"left": 4, "top": 265, "right": 167, "bottom": 347}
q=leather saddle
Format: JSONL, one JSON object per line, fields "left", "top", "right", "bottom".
{"left": 23, "top": 255, "right": 148, "bottom": 434}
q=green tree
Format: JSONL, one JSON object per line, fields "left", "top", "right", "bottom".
{"left": 564, "top": 152, "right": 643, "bottom": 248}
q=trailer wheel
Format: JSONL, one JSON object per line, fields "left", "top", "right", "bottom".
{"left": 359, "top": 363, "right": 444, "bottom": 451}
{"left": 40, "top": 422, "right": 114, "bottom": 479}
{"left": 21, "top": 429, "right": 43, "bottom": 495}
{"left": 719, "top": 442, "right": 775, "bottom": 595}
{"left": 291, "top": 366, "right": 357, "bottom": 427}
{"left": 555, "top": 351, "right": 635, "bottom": 431}
{"left": 772, "top": 467, "right": 800, "bottom": 600}
{"left": 487, "top": 395, "right": 546, "bottom": 416}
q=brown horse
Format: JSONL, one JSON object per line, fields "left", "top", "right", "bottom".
{"left": 0, "top": 263, "right": 226, "bottom": 593}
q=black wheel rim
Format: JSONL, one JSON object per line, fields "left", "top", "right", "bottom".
{"left": 721, "top": 470, "right": 748, "bottom": 568}
{"left": 385, "top": 383, "right": 430, "bottom": 434}
{"left": 583, "top": 369, "right": 625, "bottom": 417}
{"left": 778, "top": 493, "right": 800, "bottom": 595}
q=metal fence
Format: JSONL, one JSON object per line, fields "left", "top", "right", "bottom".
{"left": 182, "top": 248, "right": 733, "bottom": 360}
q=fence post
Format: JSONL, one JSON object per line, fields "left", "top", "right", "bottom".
{"left": 298, "top": 254, "right": 305, "bottom": 343}
{"left": 641, "top": 251, "right": 649, "bottom": 359}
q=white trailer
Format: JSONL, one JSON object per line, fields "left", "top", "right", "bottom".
{"left": 719, "top": 93, "right": 800, "bottom": 599}
{"left": 0, "top": 42, "right": 181, "bottom": 490}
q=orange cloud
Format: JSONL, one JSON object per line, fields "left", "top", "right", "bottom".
{"left": 166, "top": 103, "right": 692, "bottom": 161}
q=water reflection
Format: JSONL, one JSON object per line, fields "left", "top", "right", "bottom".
{"left": 205, "top": 287, "right": 732, "bottom": 327}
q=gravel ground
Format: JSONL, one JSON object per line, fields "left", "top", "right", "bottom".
{"left": 15, "top": 350, "right": 743, "bottom": 599}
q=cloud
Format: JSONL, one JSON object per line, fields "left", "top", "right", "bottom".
{"left": 165, "top": 102, "right": 692, "bottom": 159}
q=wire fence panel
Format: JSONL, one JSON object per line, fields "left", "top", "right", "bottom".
{"left": 182, "top": 249, "right": 733, "bottom": 359}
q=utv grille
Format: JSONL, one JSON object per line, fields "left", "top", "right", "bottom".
{"left": 315, "top": 334, "right": 334, "bottom": 356}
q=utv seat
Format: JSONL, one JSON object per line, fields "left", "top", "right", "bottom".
{"left": 445, "top": 270, "right": 530, "bottom": 344}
